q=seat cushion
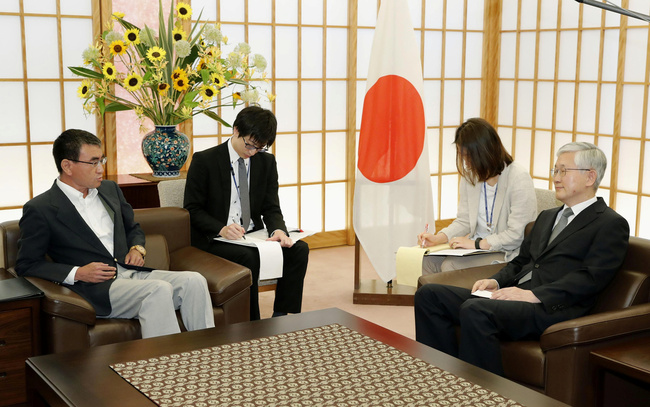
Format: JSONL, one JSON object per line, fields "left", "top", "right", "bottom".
{"left": 501, "top": 340, "right": 546, "bottom": 388}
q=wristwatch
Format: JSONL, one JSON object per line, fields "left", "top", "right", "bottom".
{"left": 475, "top": 238, "right": 483, "bottom": 250}
{"left": 130, "top": 245, "right": 147, "bottom": 257}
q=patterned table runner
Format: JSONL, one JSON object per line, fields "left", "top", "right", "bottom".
{"left": 111, "top": 324, "right": 523, "bottom": 406}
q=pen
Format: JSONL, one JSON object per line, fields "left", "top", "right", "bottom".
{"left": 421, "top": 223, "right": 429, "bottom": 248}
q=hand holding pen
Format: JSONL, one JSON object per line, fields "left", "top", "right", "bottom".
{"left": 419, "top": 223, "right": 429, "bottom": 248}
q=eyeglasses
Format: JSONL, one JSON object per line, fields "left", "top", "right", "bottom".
{"left": 68, "top": 156, "right": 107, "bottom": 168}
{"left": 550, "top": 167, "right": 591, "bottom": 178}
{"left": 243, "top": 138, "right": 268, "bottom": 153}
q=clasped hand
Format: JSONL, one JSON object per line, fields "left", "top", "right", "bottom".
{"left": 472, "top": 279, "right": 541, "bottom": 303}
{"left": 76, "top": 262, "right": 116, "bottom": 283}
{"left": 75, "top": 246, "right": 145, "bottom": 283}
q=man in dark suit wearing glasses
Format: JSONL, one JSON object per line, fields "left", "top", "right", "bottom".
{"left": 414, "top": 141, "right": 629, "bottom": 376}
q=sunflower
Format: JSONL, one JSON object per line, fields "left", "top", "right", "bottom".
{"left": 176, "top": 2, "right": 192, "bottom": 20}
{"left": 173, "top": 76, "right": 190, "bottom": 92}
{"left": 172, "top": 27, "right": 186, "bottom": 42}
{"left": 102, "top": 62, "right": 117, "bottom": 80}
{"left": 123, "top": 73, "right": 143, "bottom": 92}
{"left": 77, "top": 80, "right": 92, "bottom": 98}
{"left": 196, "top": 58, "right": 208, "bottom": 71}
{"left": 146, "top": 46, "right": 166, "bottom": 62}
{"left": 172, "top": 67, "right": 187, "bottom": 81}
{"left": 109, "top": 40, "right": 127, "bottom": 56}
{"left": 210, "top": 73, "right": 226, "bottom": 88}
{"left": 157, "top": 82, "right": 170, "bottom": 95}
{"left": 200, "top": 85, "right": 218, "bottom": 101}
{"left": 124, "top": 28, "right": 140, "bottom": 45}
{"left": 112, "top": 11, "right": 125, "bottom": 20}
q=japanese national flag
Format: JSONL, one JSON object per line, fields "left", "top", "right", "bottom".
{"left": 353, "top": 0, "right": 434, "bottom": 283}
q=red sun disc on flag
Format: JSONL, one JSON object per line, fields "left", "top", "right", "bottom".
{"left": 358, "top": 75, "right": 425, "bottom": 183}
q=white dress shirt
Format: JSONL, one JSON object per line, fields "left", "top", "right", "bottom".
{"left": 56, "top": 178, "right": 115, "bottom": 284}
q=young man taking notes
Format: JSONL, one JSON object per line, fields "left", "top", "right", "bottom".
{"left": 414, "top": 142, "right": 629, "bottom": 375}
{"left": 184, "top": 106, "right": 309, "bottom": 320}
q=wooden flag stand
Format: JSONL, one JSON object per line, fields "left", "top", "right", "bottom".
{"left": 352, "top": 219, "right": 453, "bottom": 306}
{"left": 352, "top": 236, "right": 416, "bottom": 306}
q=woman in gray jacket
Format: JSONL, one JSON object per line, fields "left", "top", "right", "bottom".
{"left": 418, "top": 118, "right": 537, "bottom": 273}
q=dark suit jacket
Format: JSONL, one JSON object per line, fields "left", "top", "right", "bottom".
{"left": 491, "top": 197, "right": 629, "bottom": 317}
{"left": 15, "top": 180, "right": 146, "bottom": 316}
{"left": 184, "top": 141, "right": 287, "bottom": 250}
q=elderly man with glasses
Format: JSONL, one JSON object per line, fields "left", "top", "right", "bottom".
{"left": 414, "top": 141, "right": 630, "bottom": 376}
{"left": 16, "top": 129, "right": 215, "bottom": 338}
{"left": 184, "top": 106, "right": 309, "bottom": 321}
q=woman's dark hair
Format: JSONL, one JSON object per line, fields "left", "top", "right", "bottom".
{"left": 454, "top": 118, "right": 513, "bottom": 185}
{"left": 52, "top": 129, "right": 102, "bottom": 173}
{"left": 233, "top": 106, "right": 277, "bottom": 147}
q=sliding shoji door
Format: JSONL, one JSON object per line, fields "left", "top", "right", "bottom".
{"left": 191, "top": 0, "right": 349, "bottom": 247}
{"left": 497, "top": 0, "right": 650, "bottom": 238}
{"left": 0, "top": 0, "right": 99, "bottom": 222}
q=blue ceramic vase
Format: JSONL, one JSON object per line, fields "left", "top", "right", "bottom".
{"left": 141, "top": 125, "right": 190, "bottom": 177}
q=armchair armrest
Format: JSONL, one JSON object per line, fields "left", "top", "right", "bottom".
{"left": 417, "top": 263, "right": 506, "bottom": 289}
{"left": 22, "top": 275, "right": 97, "bottom": 325}
{"left": 540, "top": 302, "right": 650, "bottom": 351}
{"left": 169, "top": 246, "right": 252, "bottom": 306}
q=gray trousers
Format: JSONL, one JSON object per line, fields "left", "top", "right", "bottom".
{"left": 422, "top": 252, "right": 505, "bottom": 274}
{"left": 102, "top": 269, "right": 215, "bottom": 338}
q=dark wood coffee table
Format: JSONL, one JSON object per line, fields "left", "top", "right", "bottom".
{"left": 26, "top": 308, "right": 567, "bottom": 406}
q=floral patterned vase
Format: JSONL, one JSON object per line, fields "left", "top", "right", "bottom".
{"left": 141, "top": 125, "right": 190, "bottom": 177}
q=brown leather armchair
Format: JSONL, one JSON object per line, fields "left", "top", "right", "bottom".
{"left": 0, "top": 207, "right": 252, "bottom": 354}
{"left": 418, "top": 234, "right": 650, "bottom": 407}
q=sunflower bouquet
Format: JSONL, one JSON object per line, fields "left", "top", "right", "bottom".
{"left": 70, "top": 0, "right": 272, "bottom": 131}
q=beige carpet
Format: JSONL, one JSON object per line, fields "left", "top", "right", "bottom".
{"left": 259, "top": 245, "right": 416, "bottom": 340}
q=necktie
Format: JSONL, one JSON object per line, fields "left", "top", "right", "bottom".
{"left": 519, "top": 207, "right": 574, "bottom": 285}
{"left": 548, "top": 207, "right": 573, "bottom": 244}
{"left": 238, "top": 157, "right": 250, "bottom": 230}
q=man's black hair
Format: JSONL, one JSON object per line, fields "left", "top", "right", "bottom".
{"left": 233, "top": 106, "right": 277, "bottom": 148}
{"left": 52, "top": 129, "right": 102, "bottom": 173}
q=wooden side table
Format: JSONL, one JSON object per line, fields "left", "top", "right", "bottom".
{"left": 105, "top": 172, "right": 187, "bottom": 209}
{"left": 590, "top": 337, "right": 650, "bottom": 407}
{"left": 105, "top": 174, "right": 161, "bottom": 209}
{"left": 0, "top": 271, "right": 42, "bottom": 406}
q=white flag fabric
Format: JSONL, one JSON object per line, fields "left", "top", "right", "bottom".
{"left": 353, "top": 0, "right": 434, "bottom": 283}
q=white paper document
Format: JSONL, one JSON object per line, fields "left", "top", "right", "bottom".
{"left": 254, "top": 241, "right": 284, "bottom": 280}
{"left": 426, "top": 249, "right": 496, "bottom": 257}
{"left": 213, "top": 228, "right": 315, "bottom": 247}
{"left": 471, "top": 290, "right": 493, "bottom": 299}
{"left": 213, "top": 228, "right": 315, "bottom": 280}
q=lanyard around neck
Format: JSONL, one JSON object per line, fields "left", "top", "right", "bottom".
{"left": 483, "top": 181, "right": 498, "bottom": 228}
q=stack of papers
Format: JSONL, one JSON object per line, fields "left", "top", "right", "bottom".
{"left": 214, "top": 228, "right": 315, "bottom": 280}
